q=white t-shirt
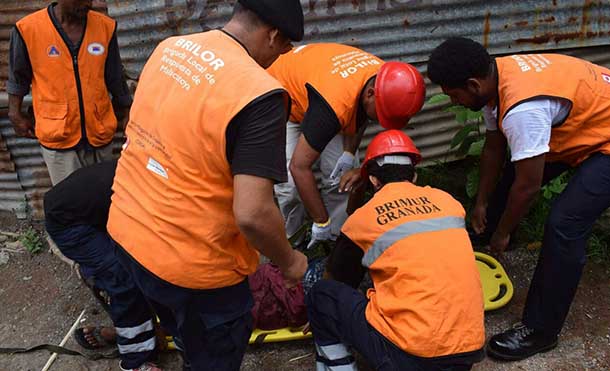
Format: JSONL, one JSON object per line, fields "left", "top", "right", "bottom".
{"left": 482, "top": 98, "right": 571, "bottom": 162}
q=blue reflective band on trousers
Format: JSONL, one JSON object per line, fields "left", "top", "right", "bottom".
{"left": 46, "top": 225, "right": 156, "bottom": 369}
{"left": 362, "top": 216, "right": 466, "bottom": 267}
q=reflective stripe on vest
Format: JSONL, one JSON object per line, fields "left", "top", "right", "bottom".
{"left": 341, "top": 182, "right": 485, "bottom": 358}
{"left": 362, "top": 216, "right": 465, "bottom": 267}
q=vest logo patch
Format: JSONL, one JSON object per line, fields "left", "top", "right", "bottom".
{"left": 87, "top": 42, "right": 105, "bottom": 56}
{"left": 146, "top": 157, "right": 168, "bottom": 179}
{"left": 602, "top": 73, "right": 610, "bottom": 84}
{"left": 47, "top": 45, "right": 61, "bottom": 57}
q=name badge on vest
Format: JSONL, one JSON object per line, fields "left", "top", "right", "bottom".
{"left": 87, "top": 42, "right": 105, "bottom": 56}
{"left": 47, "top": 45, "right": 61, "bottom": 57}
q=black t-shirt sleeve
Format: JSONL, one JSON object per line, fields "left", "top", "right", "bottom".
{"left": 225, "top": 90, "right": 289, "bottom": 183}
{"left": 326, "top": 232, "right": 366, "bottom": 288}
{"left": 301, "top": 84, "right": 342, "bottom": 153}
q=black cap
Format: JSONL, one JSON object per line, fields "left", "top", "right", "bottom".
{"left": 238, "top": 0, "right": 304, "bottom": 42}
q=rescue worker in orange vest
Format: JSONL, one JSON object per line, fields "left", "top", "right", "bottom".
{"left": 306, "top": 130, "right": 486, "bottom": 371}
{"left": 268, "top": 49, "right": 425, "bottom": 248}
{"left": 7, "top": 0, "right": 131, "bottom": 186}
{"left": 428, "top": 37, "right": 610, "bottom": 361}
{"left": 107, "top": 1, "right": 307, "bottom": 370}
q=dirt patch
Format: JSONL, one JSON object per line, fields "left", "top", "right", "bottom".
{"left": 1, "top": 210, "right": 609, "bottom": 371}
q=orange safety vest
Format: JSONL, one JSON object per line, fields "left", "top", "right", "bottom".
{"left": 497, "top": 54, "right": 610, "bottom": 166}
{"left": 16, "top": 8, "right": 117, "bottom": 149}
{"left": 267, "top": 43, "right": 383, "bottom": 135}
{"left": 107, "top": 30, "right": 286, "bottom": 289}
{"left": 341, "top": 182, "right": 485, "bottom": 358}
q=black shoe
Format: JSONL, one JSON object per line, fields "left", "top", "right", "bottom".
{"left": 487, "top": 323, "right": 558, "bottom": 361}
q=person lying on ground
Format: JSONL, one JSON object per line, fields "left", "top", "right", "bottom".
{"left": 44, "top": 160, "right": 161, "bottom": 371}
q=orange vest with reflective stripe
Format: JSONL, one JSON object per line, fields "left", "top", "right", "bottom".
{"left": 16, "top": 8, "right": 117, "bottom": 149}
{"left": 341, "top": 182, "right": 485, "bottom": 358}
{"left": 107, "top": 30, "right": 286, "bottom": 289}
{"left": 267, "top": 43, "right": 383, "bottom": 134}
{"left": 497, "top": 54, "right": 610, "bottom": 166}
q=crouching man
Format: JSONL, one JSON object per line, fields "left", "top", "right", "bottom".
{"left": 44, "top": 161, "right": 160, "bottom": 371}
{"left": 306, "top": 130, "right": 486, "bottom": 371}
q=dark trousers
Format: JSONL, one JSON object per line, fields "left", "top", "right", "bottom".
{"left": 484, "top": 153, "right": 610, "bottom": 336}
{"left": 47, "top": 225, "right": 156, "bottom": 369}
{"left": 113, "top": 241, "right": 253, "bottom": 371}
{"left": 306, "top": 280, "right": 477, "bottom": 371}
{"left": 523, "top": 153, "right": 610, "bottom": 335}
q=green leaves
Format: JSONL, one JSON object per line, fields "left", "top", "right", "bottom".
{"left": 450, "top": 124, "right": 479, "bottom": 149}
{"left": 426, "top": 93, "right": 450, "bottom": 105}
{"left": 542, "top": 172, "right": 569, "bottom": 200}
{"left": 466, "top": 168, "right": 480, "bottom": 199}
{"left": 467, "top": 139, "right": 485, "bottom": 157}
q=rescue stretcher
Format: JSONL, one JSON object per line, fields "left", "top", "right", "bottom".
{"left": 166, "top": 252, "right": 513, "bottom": 347}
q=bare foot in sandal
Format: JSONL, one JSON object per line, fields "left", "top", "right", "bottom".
{"left": 74, "top": 326, "right": 117, "bottom": 349}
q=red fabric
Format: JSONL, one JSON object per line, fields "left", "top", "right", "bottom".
{"left": 249, "top": 263, "right": 307, "bottom": 330}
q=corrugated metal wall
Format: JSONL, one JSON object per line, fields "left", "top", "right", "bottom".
{"left": 1, "top": 0, "right": 609, "bottom": 217}
{"left": 110, "top": 0, "right": 610, "bottom": 76}
{"left": 0, "top": 106, "right": 27, "bottom": 218}
{"left": 0, "top": 0, "right": 48, "bottom": 91}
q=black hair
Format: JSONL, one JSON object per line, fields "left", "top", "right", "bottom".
{"left": 366, "top": 162, "right": 415, "bottom": 185}
{"left": 427, "top": 37, "right": 492, "bottom": 88}
{"left": 232, "top": 2, "right": 265, "bottom": 29}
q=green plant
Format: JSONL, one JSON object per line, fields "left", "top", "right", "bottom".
{"left": 587, "top": 232, "right": 610, "bottom": 265}
{"left": 20, "top": 227, "right": 43, "bottom": 254}
{"left": 426, "top": 94, "right": 485, "bottom": 198}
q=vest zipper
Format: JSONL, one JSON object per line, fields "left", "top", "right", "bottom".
{"left": 71, "top": 52, "right": 89, "bottom": 149}
{"left": 48, "top": 4, "right": 89, "bottom": 149}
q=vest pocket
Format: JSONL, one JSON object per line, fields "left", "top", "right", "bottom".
{"left": 92, "top": 102, "right": 117, "bottom": 143}
{"left": 36, "top": 102, "right": 69, "bottom": 141}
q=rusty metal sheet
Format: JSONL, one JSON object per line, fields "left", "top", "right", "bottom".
{"left": 0, "top": 107, "right": 30, "bottom": 218}
{"left": 1, "top": 1, "right": 610, "bottom": 217}
{"left": 106, "top": 0, "right": 610, "bottom": 79}
{"left": 0, "top": 0, "right": 48, "bottom": 91}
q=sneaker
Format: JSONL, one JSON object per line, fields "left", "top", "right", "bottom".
{"left": 120, "top": 362, "right": 163, "bottom": 371}
{"left": 487, "top": 323, "right": 558, "bottom": 361}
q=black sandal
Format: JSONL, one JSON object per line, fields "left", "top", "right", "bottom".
{"left": 73, "top": 327, "right": 116, "bottom": 350}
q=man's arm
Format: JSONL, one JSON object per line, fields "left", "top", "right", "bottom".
{"left": 234, "top": 174, "right": 307, "bottom": 286}
{"left": 104, "top": 29, "right": 132, "bottom": 130}
{"left": 293, "top": 85, "right": 342, "bottom": 224}
{"left": 7, "top": 27, "right": 35, "bottom": 138}
{"left": 227, "top": 91, "right": 307, "bottom": 285}
{"left": 290, "top": 137, "right": 328, "bottom": 223}
{"left": 471, "top": 130, "right": 507, "bottom": 233}
{"left": 325, "top": 233, "right": 365, "bottom": 288}
{"left": 8, "top": 94, "right": 35, "bottom": 138}
{"left": 491, "top": 154, "right": 545, "bottom": 252}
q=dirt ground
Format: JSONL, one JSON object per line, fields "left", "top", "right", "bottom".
{"left": 1, "top": 210, "right": 609, "bottom": 371}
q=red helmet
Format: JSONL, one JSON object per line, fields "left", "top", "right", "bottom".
{"left": 375, "top": 62, "right": 425, "bottom": 129}
{"left": 361, "top": 130, "right": 421, "bottom": 178}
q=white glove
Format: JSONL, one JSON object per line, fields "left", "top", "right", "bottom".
{"left": 330, "top": 152, "right": 356, "bottom": 184}
{"left": 307, "top": 219, "right": 333, "bottom": 249}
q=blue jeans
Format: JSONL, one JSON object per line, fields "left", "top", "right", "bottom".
{"left": 523, "top": 153, "right": 610, "bottom": 335}
{"left": 306, "top": 279, "right": 479, "bottom": 371}
{"left": 47, "top": 225, "right": 156, "bottom": 369}
{"left": 113, "top": 240, "right": 253, "bottom": 371}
